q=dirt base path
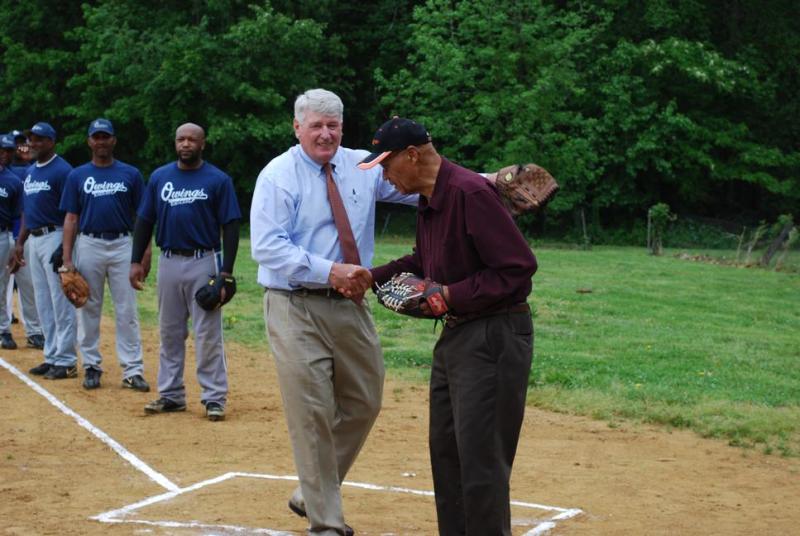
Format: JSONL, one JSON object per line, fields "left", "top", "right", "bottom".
{"left": 1, "top": 317, "right": 797, "bottom": 535}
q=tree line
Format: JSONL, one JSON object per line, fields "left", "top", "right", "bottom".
{"left": 1, "top": 0, "right": 797, "bottom": 236}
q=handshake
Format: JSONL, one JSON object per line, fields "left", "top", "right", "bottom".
{"left": 328, "top": 262, "right": 373, "bottom": 304}
{"left": 329, "top": 263, "right": 450, "bottom": 319}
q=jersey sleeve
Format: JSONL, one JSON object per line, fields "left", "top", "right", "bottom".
{"left": 137, "top": 174, "right": 158, "bottom": 223}
{"left": 216, "top": 173, "right": 242, "bottom": 225}
{"left": 59, "top": 170, "right": 81, "bottom": 214}
{"left": 131, "top": 168, "right": 145, "bottom": 211}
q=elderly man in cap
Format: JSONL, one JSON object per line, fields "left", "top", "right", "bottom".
{"left": 9, "top": 122, "right": 78, "bottom": 380}
{"left": 59, "top": 119, "right": 150, "bottom": 391}
{"left": 0, "top": 133, "right": 44, "bottom": 350}
{"left": 0, "top": 134, "right": 24, "bottom": 349}
{"left": 353, "top": 117, "right": 538, "bottom": 536}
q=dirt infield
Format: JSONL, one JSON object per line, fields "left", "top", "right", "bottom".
{"left": 1, "top": 316, "right": 798, "bottom": 535}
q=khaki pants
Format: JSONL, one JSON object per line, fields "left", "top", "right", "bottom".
{"left": 264, "top": 289, "right": 384, "bottom": 536}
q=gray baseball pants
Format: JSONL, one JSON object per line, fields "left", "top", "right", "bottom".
{"left": 28, "top": 229, "right": 77, "bottom": 367}
{"left": 74, "top": 234, "right": 144, "bottom": 378}
{"left": 156, "top": 251, "right": 227, "bottom": 407}
{"left": 0, "top": 231, "right": 14, "bottom": 334}
{"left": 5, "top": 236, "right": 42, "bottom": 336}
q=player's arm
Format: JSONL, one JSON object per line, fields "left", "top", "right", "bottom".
{"left": 61, "top": 212, "right": 79, "bottom": 271}
{"left": 221, "top": 219, "right": 240, "bottom": 276}
{"left": 133, "top": 217, "right": 154, "bottom": 279}
{"left": 129, "top": 217, "right": 154, "bottom": 290}
{"left": 8, "top": 214, "right": 29, "bottom": 273}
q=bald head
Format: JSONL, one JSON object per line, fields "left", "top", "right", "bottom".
{"left": 175, "top": 123, "right": 205, "bottom": 169}
{"left": 176, "top": 122, "right": 205, "bottom": 139}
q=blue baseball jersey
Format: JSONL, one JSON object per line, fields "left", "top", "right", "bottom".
{"left": 138, "top": 161, "right": 241, "bottom": 250}
{"left": 60, "top": 160, "right": 144, "bottom": 233}
{"left": 0, "top": 167, "right": 23, "bottom": 228}
{"left": 7, "top": 166, "right": 24, "bottom": 237}
{"left": 10, "top": 164, "right": 29, "bottom": 179}
{"left": 23, "top": 155, "right": 72, "bottom": 229}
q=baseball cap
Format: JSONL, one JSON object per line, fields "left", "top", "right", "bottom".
{"left": 357, "top": 117, "right": 431, "bottom": 170}
{"left": 88, "top": 118, "right": 115, "bottom": 136}
{"left": 27, "top": 122, "right": 57, "bottom": 140}
{"left": 10, "top": 130, "right": 26, "bottom": 142}
{"left": 0, "top": 134, "right": 16, "bottom": 149}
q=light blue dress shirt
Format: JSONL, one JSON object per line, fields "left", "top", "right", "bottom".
{"left": 250, "top": 145, "right": 418, "bottom": 289}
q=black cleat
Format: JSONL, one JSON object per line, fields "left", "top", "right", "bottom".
{"left": 26, "top": 334, "right": 45, "bottom": 349}
{"left": 43, "top": 365, "right": 78, "bottom": 380}
{"left": 83, "top": 367, "right": 102, "bottom": 389}
{"left": 29, "top": 362, "right": 52, "bottom": 375}
{"left": 205, "top": 401, "right": 225, "bottom": 421}
{"left": 122, "top": 375, "right": 150, "bottom": 392}
{"left": 144, "top": 398, "right": 186, "bottom": 414}
{"left": 1, "top": 332, "right": 17, "bottom": 349}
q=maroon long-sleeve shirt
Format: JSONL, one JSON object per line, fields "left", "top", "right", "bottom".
{"left": 371, "top": 158, "right": 537, "bottom": 314}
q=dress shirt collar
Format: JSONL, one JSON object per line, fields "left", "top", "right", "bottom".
{"left": 296, "top": 145, "right": 341, "bottom": 176}
{"left": 419, "top": 157, "right": 453, "bottom": 213}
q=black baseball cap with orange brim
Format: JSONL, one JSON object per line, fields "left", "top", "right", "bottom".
{"left": 357, "top": 117, "right": 431, "bottom": 170}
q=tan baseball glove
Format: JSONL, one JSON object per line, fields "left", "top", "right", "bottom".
{"left": 494, "top": 163, "right": 559, "bottom": 216}
{"left": 59, "top": 269, "right": 90, "bottom": 308}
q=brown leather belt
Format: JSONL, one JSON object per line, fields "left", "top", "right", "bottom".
{"left": 445, "top": 302, "right": 530, "bottom": 328}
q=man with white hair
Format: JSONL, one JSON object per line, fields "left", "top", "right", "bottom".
{"left": 250, "top": 89, "right": 417, "bottom": 536}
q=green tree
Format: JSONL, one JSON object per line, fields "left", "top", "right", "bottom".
{"left": 64, "top": 1, "right": 343, "bottom": 199}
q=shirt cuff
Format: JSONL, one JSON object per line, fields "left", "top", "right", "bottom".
{"left": 309, "top": 256, "right": 334, "bottom": 286}
{"left": 443, "top": 280, "right": 471, "bottom": 314}
{"left": 370, "top": 264, "right": 394, "bottom": 287}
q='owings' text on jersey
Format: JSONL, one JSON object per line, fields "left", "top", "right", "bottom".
{"left": 60, "top": 161, "right": 144, "bottom": 233}
{"left": 138, "top": 162, "right": 240, "bottom": 251}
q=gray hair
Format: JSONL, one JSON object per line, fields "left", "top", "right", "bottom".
{"left": 294, "top": 89, "right": 344, "bottom": 125}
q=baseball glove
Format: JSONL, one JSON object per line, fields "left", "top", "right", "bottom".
{"left": 59, "top": 269, "right": 90, "bottom": 308}
{"left": 494, "top": 163, "right": 559, "bottom": 216}
{"left": 375, "top": 272, "right": 449, "bottom": 318}
{"left": 194, "top": 274, "right": 237, "bottom": 311}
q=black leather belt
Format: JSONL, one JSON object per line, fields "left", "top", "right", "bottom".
{"left": 445, "top": 302, "right": 530, "bottom": 328}
{"left": 163, "top": 248, "right": 215, "bottom": 258}
{"left": 81, "top": 231, "right": 130, "bottom": 240}
{"left": 30, "top": 225, "right": 57, "bottom": 237}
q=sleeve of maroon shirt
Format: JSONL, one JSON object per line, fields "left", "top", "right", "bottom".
{"left": 370, "top": 247, "right": 423, "bottom": 287}
{"left": 446, "top": 189, "right": 538, "bottom": 314}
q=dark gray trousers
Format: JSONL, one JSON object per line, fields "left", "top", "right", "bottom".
{"left": 429, "top": 310, "right": 533, "bottom": 536}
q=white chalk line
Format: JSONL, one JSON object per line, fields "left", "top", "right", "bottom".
{"left": 94, "top": 471, "right": 582, "bottom": 535}
{"left": 1, "top": 356, "right": 583, "bottom": 534}
{"left": 0, "top": 356, "right": 179, "bottom": 492}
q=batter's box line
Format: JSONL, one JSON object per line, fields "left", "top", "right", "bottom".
{"left": 92, "top": 472, "right": 583, "bottom": 535}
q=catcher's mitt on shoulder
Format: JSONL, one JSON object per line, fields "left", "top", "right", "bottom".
{"left": 195, "top": 274, "right": 237, "bottom": 311}
{"left": 59, "top": 268, "right": 90, "bottom": 308}
{"left": 494, "top": 163, "right": 559, "bottom": 216}
{"left": 375, "top": 272, "right": 449, "bottom": 318}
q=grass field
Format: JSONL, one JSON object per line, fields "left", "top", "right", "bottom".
{"left": 129, "top": 237, "right": 800, "bottom": 456}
